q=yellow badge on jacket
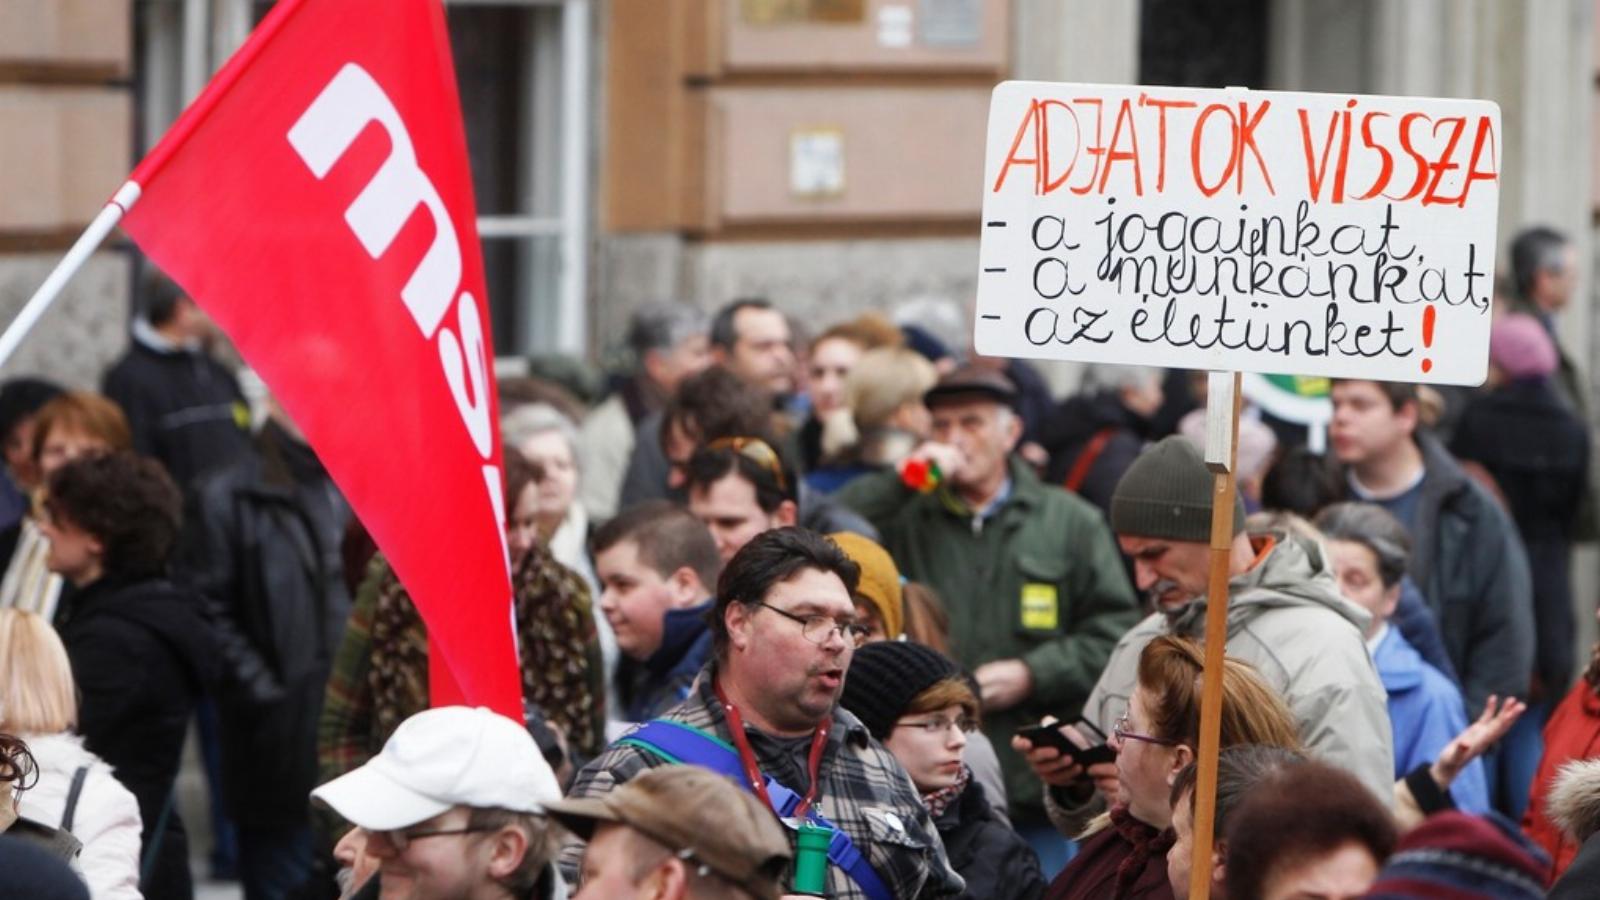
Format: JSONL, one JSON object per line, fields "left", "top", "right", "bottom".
{"left": 1020, "top": 583, "right": 1059, "bottom": 630}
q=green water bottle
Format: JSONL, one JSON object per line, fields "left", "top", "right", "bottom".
{"left": 791, "top": 822, "right": 833, "bottom": 896}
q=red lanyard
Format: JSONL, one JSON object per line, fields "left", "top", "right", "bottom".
{"left": 715, "top": 679, "right": 831, "bottom": 819}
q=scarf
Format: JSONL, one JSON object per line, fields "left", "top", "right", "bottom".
{"left": 367, "top": 544, "right": 604, "bottom": 756}
{"left": 921, "top": 764, "right": 971, "bottom": 819}
{"left": 1110, "top": 805, "right": 1176, "bottom": 900}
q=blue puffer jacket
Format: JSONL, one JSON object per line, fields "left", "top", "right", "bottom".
{"left": 1374, "top": 625, "right": 1488, "bottom": 813}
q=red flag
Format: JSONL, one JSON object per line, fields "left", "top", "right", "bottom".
{"left": 119, "top": 0, "right": 521, "bottom": 717}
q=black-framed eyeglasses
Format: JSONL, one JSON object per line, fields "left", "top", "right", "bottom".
{"left": 895, "top": 714, "right": 977, "bottom": 735}
{"left": 756, "top": 601, "right": 868, "bottom": 647}
{"left": 370, "top": 824, "right": 495, "bottom": 853}
{"left": 1113, "top": 714, "right": 1179, "bottom": 747}
{"left": 706, "top": 436, "right": 789, "bottom": 494}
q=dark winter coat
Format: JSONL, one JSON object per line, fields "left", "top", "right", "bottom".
{"left": 60, "top": 574, "right": 216, "bottom": 900}
{"left": 180, "top": 422, "right": 351, "bottom": 828}
{"left": 1451, "top": 377, "right": 1589, "bottom": 696}
{"left": 936, "top": 781, "right": 1045, "bottom": 900}
{"left": 101, "top": 333, "right": 252, "bottom": 491}
{"left": 1356, "top": 433, "right": 1535, "bottom": 716}
{"left": 619, "top": 600, "right": 714, "bottom": 722}
{"left": 1549, "top": 831, "right": 1600, "bottom": 899}
{"left": 1039, "top": 391, "right": 1149, "bottom": 518}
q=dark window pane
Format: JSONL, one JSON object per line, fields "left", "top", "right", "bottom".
{"left": 448, "top": 5, "right": 533, "bottom": 217}
{"left": 1138, "top": 0, "right": 1269, "bottom": 88}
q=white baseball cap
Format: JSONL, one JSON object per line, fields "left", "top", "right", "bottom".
{"left": 312, "top": 706, "right": 561, "bottom": 831}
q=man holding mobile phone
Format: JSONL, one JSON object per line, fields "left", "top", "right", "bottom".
{"left": 1016, "top": 436, "right": 1392, "bottom": 836}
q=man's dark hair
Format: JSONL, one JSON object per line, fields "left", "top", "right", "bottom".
{"left": 1222, "top": 760, "right": 1398, "bottom": 900}
{"left": 45, "top": 451, "right": 182, "bottom": 579}
{"left": 0, "top": 733, "right": 38, "bottom": 794}
{"left": 711, "top": 528, "right": 860, "bottom": 659}
{"left": 628, "top": 302, "right": 707, "bottom": 361}
{"left": 1259, "top": 447, "right": 1342, "bottom": 519}
{"left": 1330, "top": 379, "right": 1417, "bottom": 412}
{"left": 140, "top": 272, "right": 187, "bottom": 328}
{"left": 709, "top": 298, "right": 773, "bottom": 351}
{"left": 1509, "top": 226, "right": 1569, "bottom": 300}
{"left": 0, "top": 378, "right": 62, "bottom": 446}
{"left": 684, "top": 443, "right": 796, "bottom": 514}
{"left": 660, "top": 367, "right": 771, "bottom": 451}
{"left": 591, "top": 500, "right": 722, "bottom": 591}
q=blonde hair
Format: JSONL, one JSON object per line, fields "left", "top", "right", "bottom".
{"left": 846, "top": 347, "right": 937, "bottom": 432}
{"left": 1137, "top": 635, "right": 1302, "bottom": 751}
{"left": 0, "top": 609, "right": 77, "bottom": 733}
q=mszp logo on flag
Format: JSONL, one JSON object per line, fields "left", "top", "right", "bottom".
{"left": 119, "top": 0, "right": 521, "bottom": 716}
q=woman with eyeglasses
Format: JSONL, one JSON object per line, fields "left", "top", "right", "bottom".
{"left": 840, "top": 640, "right": 1046, "bottom": 900}
{"left": 1038, "top": 635, "right": 1301, "bottom": 900}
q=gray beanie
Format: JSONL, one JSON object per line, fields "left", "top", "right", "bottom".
{"left": 1110, "top": 436, "right": 1245, "bottom": 542}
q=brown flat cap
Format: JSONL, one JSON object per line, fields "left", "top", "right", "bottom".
{"left": 923, "top": 364, "right": 1018, "bottom": 409}
{"left": 545, "top": 767, "right": 791, "bottom": 900}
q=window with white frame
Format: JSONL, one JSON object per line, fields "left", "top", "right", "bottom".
{"left": 132, "top": 0, "right": 590, "bottom": 359}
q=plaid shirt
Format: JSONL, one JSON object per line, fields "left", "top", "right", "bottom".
{"left": 562, "top": 664, "right": 966, "bottom": 899}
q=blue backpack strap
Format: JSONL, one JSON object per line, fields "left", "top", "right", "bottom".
{"left": 620, "top": 720, "right": 894, "bottom": 900}
{"left": 617, "top": 720, "right": 745, "bottom": 781}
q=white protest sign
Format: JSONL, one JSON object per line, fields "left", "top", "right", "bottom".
{"left": 974, "top": 82, "right": 1501, "bottom": 385}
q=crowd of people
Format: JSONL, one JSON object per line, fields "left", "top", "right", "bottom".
{"left": 2, "top": 225, "right": 1600, "bottom": 900}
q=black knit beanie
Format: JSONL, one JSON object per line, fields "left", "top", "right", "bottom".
{"left": 1110, "top": 435, "right": 1245, "bottom": 542}
{"left": 839, "top": 642, "right": 961, "bottom": 741}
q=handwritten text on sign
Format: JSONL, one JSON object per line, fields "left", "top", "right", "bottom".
{"left": 973, "top": 82, "right": 1501, "bottom": 385}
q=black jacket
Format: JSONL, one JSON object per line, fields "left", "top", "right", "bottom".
{"left": 1039, "top": 391, "right": 1149, "bottom": 518}
{"left": 1549, "top": 830, "right": 1600, "bottom": 899}
{"left": 1451, "top": 378, "right": 1590, "bottom": 696}
{"left": 180, "top": 423, "right": 351, "bottom": 827}
{"left": 101, "top": 334, "right": 253, "bottom": 490}
{"left": 1357, "top": 433, "right": 1535, "bottom": 716}
{"left": 60, "top": 573, "right": 215, "bottom": 900}
{"left": 937, "top": 781, "right": 1045, "bottom": 900}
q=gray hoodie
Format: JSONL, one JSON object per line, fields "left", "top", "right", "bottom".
{"left": 1080, "top": 530, "right": 1394, "bottom": 803}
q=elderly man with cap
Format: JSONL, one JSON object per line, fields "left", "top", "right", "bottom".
{"left": 834, "top": 365, "right": 1138, "bottom": 868}
{"left": 564, "top": 527, "right": 964, "bottom": 899}
{"left": 311, "top": 705, "right": 568, "bottom": 900}
{"left": 1020, "top": 435, "right": 1393, "bottom": 837}
{"left": 548, "top": 766, "right": 791, "bottom": 899}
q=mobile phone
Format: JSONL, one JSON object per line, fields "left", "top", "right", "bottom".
{"left": 1014, "top": 718, "right": 1116, "bottom": 767}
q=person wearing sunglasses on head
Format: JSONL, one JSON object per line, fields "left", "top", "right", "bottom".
{"left": 685, "top": 436, "right": 876, "bottom": 564}
{"left": 841, "top": 640, "right": 1045, "bottom": 900}
{"left": 563, "top": 527, "right": 965, "bottom": 899}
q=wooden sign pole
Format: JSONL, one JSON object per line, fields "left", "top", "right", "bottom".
{"left": 1187, "top": 370, "right": 1243, "bottom": 900}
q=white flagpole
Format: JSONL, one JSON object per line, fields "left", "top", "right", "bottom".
{"left": 0, "top": 181, "right": 143, "bottom": 371}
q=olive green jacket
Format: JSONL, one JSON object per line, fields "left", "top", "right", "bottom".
{"left": 836, "top": 457, "right": 1139, "bottom": 822}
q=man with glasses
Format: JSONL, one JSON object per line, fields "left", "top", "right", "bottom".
{"left": 312, "top": 705, "right": 568, "bottom": 900}
{"left": 563, "top": 527, "right": 965, "bottom": 899}
{"left": 685, "top": 437, "right": 875, "bottom": 563}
